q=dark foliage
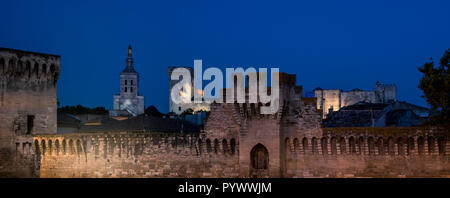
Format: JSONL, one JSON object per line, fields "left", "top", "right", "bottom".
{"left": 144, "top": 105, "right": 164, "bottom": 117}
{"left": 58, "top": 104, "right": 108, "bottom": 115}
{"left": 418, "top": 49, "right": 450, "bottom": 126}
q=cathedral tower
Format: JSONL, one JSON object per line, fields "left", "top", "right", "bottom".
{"left": 110, "top": 45, "right": 145, "bottom": 117}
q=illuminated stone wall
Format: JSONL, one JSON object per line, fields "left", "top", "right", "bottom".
{"left": 33, "top": 127, "right": 449, "bottom": 178}
{"left": 340, "top": 90, "right": 376, "bottom": 107}
{"left": 315, "top": 82, "right": 397, "bottom": 118}
{"left": 35, "top": 132, "right": 240, "bottom": 178}
{"left": 0, "top": 47, "right": 60, "bottom": 177}
{"left": 282, "top": 127, "right": 449, "bottom": 177}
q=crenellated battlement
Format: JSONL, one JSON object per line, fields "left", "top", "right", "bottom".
{"left": 0, "top": 47, "right": 60, "bottom": 90}
{"left": 281, "top": 127, "right": 449, "bottom": 177}
{"left": 0, "top": 47, "right": 60, "bottom": 177}
{"left": 33, "top": 132, "right": 241, "bottom": 177}
{"left": 284, "top": 127, "right": 448, "bottom": 157}
{"left": 33, "top": 132, "right": 240, "bottom": 158}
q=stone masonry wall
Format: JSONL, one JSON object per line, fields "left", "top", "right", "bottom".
{"left": 0, "top": 48, "right": 60, "bottom": 177}
{"left": 35, "top": 132, "right": 240, "bottom": 178}
{"left": 33, "top": 127, "right": 449, "bottom": 178}
{"left": 283, "top": 127, "right": 449, "bottom": 177}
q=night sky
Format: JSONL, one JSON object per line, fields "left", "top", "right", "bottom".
{"left": 1, "top": 0, "right": 449, "bottom": 113}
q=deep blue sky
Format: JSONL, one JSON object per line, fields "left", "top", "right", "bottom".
{"left": 1, "top": 0, "right": 449, "bottom": 113}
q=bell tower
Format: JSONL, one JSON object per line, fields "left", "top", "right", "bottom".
{"left": 110, "top": 44, "right": 145, "bottom": 117}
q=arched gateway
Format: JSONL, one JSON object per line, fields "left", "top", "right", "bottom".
{"left": 250, "top": 144, "right": 269, "bottom": 177}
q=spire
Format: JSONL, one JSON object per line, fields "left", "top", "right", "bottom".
{"left": 123, "top": 44, "right": 136, "bottom": 73}
{"left": 128, "top": 44, "right": 132, "bottom": 57}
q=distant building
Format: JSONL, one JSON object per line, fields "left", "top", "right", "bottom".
{"left": 322, "top": 101, "right": 430, "bottom": 127}
{"left": 168, "top": 66, "right": 210, "bottom": 114}
{"left": 110, "top": 45, "right": 145, "bottom": 117}
{"left": 314, "top": 81, "right": 396, "bottom": 118}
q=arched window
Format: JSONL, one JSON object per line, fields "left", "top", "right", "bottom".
{"left": 427, "top": 137, "right": 435, "bottom": 155}
{"left": 330, "top": 137, "right": 337, "bottom": 155}
{"left": 76, "top": 139, "right": 82, "bottom": 155}
{"left": 34, "top": 62, "right": 39, "bottom": 78}
{"left": 26, "top": 61, "right": 31, "bottom": 78}
{"left": 41, "top": 140, "right": 46, "bottom": 156}
{"left": 438, "top": 137, "right": 446, "bottom": 155}
{"left": 62, "top": 139, "right": 67, "bottom": 155}
{"left": 69, "top": 139, "right": 74, "bottom": 154}
{"left": 230, "top": 138, "right": 236, "bottom": 155}
{"left": 377, "top": 137, "right": 384, "bottom": 155}
{"left": 397, "top": 137, "right": 405, "bottom": 156}
{"left": 0, "top": 58, "right": 4, "bottom": 74}
{"left": 339, "top": 137, "right": 346, "bottom": 154}
{"left": 206, "top": 139, "right": 212, "bottom": 153}
{"left": 407, "top": 137, "right": 415, "bottom": 156}
{"left": 34, "top": 140, "right": 40, "bottom": 155}
{"left": 42, "top": 64, "right": 47, "bottom": 74}
{"left": 48, "top": 140, "right": 52, "bottom": 155}
{"left": 214, "top": 139, "right": 219, "bottom": 154}
{"left": 293, "top": 138, "right": 299, "bottom": 153}
{"left": 222, "top": 139, "right": 228, "bottom": 154}
{"left": 358, "top": 137, "right": 364, "bottom": 155}
{"left": 368, "top": 137, "right": 375, "bottom": 155}
{"left": 251, "top": 144, "right": 269, "bottom": 170}
{"left": 55, "top": 140, "right": 60, "bottom": 155}
{"left": 50, "top": 64, "right": 56, "bottom": 73}
{"left": 321, "top": 137, "right": 328, "bottom": 156}
{"left": 197, "top": 139, "right": 203, "bottom": 155}
{"left": 8, "top": 59, "right": 15, "bottom": 74}
{"left": 387, "top": 137, "right": 395, "bottom": 156}
{"left": 349, "top": 137, "right": 356, "bottom": 154}
{"left": 417, "top": 136, "right": 424, "bottom": 155}
{"left": 302, "top": 138, "right": 308, "bottom": 155}
{"left": 17, "top": 60, "right": 23, "bottom": 75}
{"left": 311, "top": 137, "right": 318, "bottom": 155}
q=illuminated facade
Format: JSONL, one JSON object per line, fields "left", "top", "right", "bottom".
{"left": 110, "top": 45, "right": 145, "bottom": 117}
{"left": 314, "top": 81, "right": 396, "bottom": 118}
{"left": 168, "top": 66, "right": 210, "bottom": 114}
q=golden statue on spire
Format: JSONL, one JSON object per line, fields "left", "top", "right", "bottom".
{"left": 128, "top": 44, "right": 132, "bottom": 57}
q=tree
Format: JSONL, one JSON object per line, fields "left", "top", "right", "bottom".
{"left": 180, "top": 108, "right": 194, "bottom": 117}
{"left": 144, "top": 105, "right": 164, "bottom": 117}
{"left": 58, "top": 105, "right": 108, "bottom": 115}
{"left": 418, "top": 49, "right": 450, "bottom": 126}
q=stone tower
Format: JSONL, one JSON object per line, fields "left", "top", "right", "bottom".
{"left": 0, "top": 47, "right": 60, "bottom": 177}
{"left": 110, "top": 45, "right": 145, "bottom": 117}
{"left": 375, "top": 81, "right": 397, "bottom": 103}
